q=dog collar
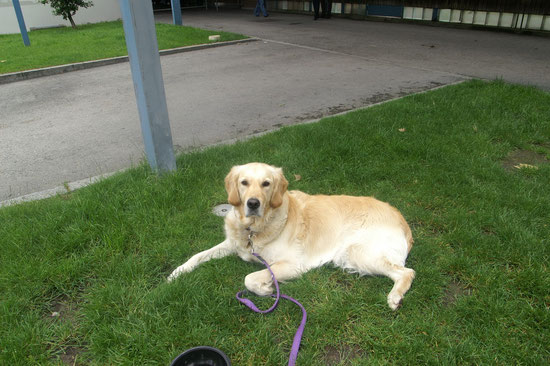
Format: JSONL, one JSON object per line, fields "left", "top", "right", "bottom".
{"left": 245, "top": 226, "right": 255, "bottom": 251}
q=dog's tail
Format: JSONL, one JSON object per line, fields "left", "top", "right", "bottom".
{"left": 394, "top": 207, "right": 413, "bottom": 252}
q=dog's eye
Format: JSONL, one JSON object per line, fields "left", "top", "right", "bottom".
{"left": 241, "top": 180, "right": 248, "bottom": 186}
{"left": 262, "top": 181, "right": 270, "bottom": 187}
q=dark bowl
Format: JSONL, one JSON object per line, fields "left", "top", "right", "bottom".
{"left": 170, "top": 346, "right": 231, "bottom": 366}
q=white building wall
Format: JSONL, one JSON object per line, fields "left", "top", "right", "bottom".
{"left": 0, "top": 0, "right": 121, "bottom": 35}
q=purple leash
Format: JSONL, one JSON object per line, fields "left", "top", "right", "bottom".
{"left": 236, "top": 252, "right": 307, "bottom": 366}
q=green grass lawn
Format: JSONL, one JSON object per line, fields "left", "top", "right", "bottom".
{"left": 0, "top": 21, "right": 246, "bottom": 74}
{"left": 1, "top": 80, "right": 549, "bottom": 365}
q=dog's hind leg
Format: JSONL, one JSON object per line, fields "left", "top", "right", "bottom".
{"left": 380, "top": 261, "right": 415, "bottom": 310}
{"left": 339, "top": 228, "right": 415, "bottom": 310}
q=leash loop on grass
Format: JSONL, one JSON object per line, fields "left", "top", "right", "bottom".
{"left": 236, "top": 252, "right": 307, "bottom": 366}
{"left": 236, "top": 252, "right": 280, "bottom": 314}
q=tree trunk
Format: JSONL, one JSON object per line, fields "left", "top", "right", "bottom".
{"left": 67, "top": 13, "right": 77, "bottom": 29}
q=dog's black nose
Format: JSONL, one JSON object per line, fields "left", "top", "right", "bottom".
{"left": 247, "top": 198, "right": 260, "bottom": 210}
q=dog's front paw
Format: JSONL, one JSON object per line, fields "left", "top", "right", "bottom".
{"left": 244, "top": 272, "right": 274, "bottom": 296}
{"left": 167, "top": 263, "right": 192, "bottom": 282}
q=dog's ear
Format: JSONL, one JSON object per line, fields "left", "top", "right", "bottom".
{"left": 270, "top": 167, "right": 288, "bottom": 208}
{"left": 225, "top": 166, "right": 241, "bottom": 206}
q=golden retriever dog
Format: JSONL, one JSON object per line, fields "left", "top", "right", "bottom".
{"left": 168, "top": 162, "right": 415, "bottom": 310}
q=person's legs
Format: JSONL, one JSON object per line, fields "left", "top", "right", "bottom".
{"left": 312, "top": 0, "right": 320, "bottom": 19}
{"left": 325, "top": 0, "right": 332, "bottom": 18}
{"left": 259, "top": 0, "right": 268, "bottom": 16}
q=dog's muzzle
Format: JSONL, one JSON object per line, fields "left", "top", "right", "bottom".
{"left": 246, "top": 198, "right": 261, "bottom": 217}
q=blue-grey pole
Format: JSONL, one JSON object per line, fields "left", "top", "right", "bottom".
{"left": 118, "top": 0, "right": 176, "bottom": 173}
{"left": 12, "top": 0, "right": 30, "bottom": 46}
{"left": 171, "top": 0, "right": 182, "bottom": 25}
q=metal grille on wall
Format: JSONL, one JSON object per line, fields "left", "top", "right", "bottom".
{"left": 266, "top": 0, "right": 550, "bottom": 31}
{"left": 152, "top": 0, "right": 207, "bottom": 10}
{"left": 329, "top": 1, "right": 549, "bottom": 14}
{"left": 408, "top": 0, "right": 550, "bottom": 15}
{"left": 385, "top": 1, "right": 549, "bottom": 14}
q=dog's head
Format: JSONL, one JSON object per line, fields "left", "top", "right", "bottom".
{"left": 224, "top": 162, "right": 289, "bottom": 218}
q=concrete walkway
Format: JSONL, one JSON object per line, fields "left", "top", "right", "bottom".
{"left": 1, "top": 9, "right": 549, "bottom": 203}
{"left": 156, "top": 9, "right": 550, "bottom": 89}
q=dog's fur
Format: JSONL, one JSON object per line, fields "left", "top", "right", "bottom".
{"left": 168, "top": 162, "right": 415, "bottom": 310}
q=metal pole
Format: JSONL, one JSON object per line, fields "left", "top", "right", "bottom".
{"left": 118, "top": 0, "right": 177, "bottom": 173}
{"left": 171, "top": 0, "right": 182, "bottom": 25}
{"left": 12, "top": 0, "right": 30, "bottom": 46}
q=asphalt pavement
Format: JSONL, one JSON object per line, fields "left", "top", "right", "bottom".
{"left": 1, "top": 9, "right": 549, "bottom": 204}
